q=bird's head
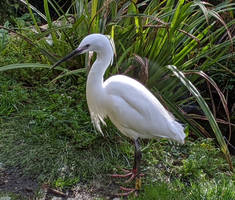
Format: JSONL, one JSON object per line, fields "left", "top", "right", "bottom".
{"left": 51, "top": 34, "right": 115, "bottom": 70}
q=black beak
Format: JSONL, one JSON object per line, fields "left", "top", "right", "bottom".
{"left": 50, "top": 45, "right": 88, "bottom": 70}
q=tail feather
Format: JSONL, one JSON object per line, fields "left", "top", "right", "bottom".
{"left": 169, "top": 120, "right": 186, "bottom": 144}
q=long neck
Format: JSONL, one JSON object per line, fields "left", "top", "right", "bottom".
{"left": 86, "top": 50, "right": 112, "bottom": 116}
{"left": 87, "top": 50, "right": 112, "bottom": 90}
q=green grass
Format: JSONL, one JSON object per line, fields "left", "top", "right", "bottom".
{"left": 0, "top": 75, "right": 127, "bottom": 183}
{"left": 1, "top": 0, "right": 234, "bottom": 168}
{"left": 0, "top": 192, "right": 24, "bottom": 200}
{"left": 130, "top": 177, "right": 235, "bottom": 200}
{"left": 0, "top": 74, "right": 234, "bottom": 199}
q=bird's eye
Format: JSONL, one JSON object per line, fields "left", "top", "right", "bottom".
{"left": 85, "top": 44, "right": 90, "bottom": 48}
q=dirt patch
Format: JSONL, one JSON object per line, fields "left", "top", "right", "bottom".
{"left": 0, "top": 165, "right": 38, "bottom": 199}
{"left": 0, "top": 164, "right": 122, "bottom": 199}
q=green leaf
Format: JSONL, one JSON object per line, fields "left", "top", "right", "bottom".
{"left": 167, "top": 65, "right": 233, "bottom": 171}
{"left": 0, "top": 63, "right": 65, "bottom": 72}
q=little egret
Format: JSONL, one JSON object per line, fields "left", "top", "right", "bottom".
{"left": 52, "top": 34, "right": 186, "bottom": 195}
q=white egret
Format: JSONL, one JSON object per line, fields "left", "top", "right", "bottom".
{"left": 52, "top": 33, "right": 186, "bottom": 195}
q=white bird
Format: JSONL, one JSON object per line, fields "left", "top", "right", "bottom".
{"left": 52, "top": 33, "right": 186, "bottom": 195}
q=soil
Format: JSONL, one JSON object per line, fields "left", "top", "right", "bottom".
{"left": 0, "top": 166, "right": 38, "bottom": 199}
{"left": 0, "top": 164, "right": 121, "bottom": 200}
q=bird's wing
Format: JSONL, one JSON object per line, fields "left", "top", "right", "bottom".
{"left": 103, "top": 75, "right": 185, "bottom": 142}
{"left": 104, "top": 75, "right": 172, "bottom": 121}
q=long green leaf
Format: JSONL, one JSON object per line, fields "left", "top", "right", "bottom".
{"left": 25, "top": 0, "right": 41, "bottom": 33}
{"left": 170, "top": 0, "right": 184, "bottom": 35}
{"left": 91, "top": 0, "right": 98, "bottom": 33}
{"left": 173, "top": 26, "right": 210, "bottom": 66}
{"left": 0, "top": 63, "right": 65, "bottom": 72}
{"left": 167, "top": 65, "right": 233, "bottom": 171}
{"left": 43, "top": 0, "right": 57, "bottom": 43}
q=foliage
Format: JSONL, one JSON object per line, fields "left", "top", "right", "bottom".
{"left": 0, "top": 77, "right": 28, "bottom": 116}
{"left": 0, "top": 192, "right": 24, "bottom": 200}
{"left": 130, "top": 177, "right": 235, "bottom": 200}
{"left": 0, "top": 0, "right": 21, "bottom": 24}
{"left": 0, "top": 27, "right": 9, "bottom": 53}
{"left": 0, "top": 79, "right": 234, "bottom": 198}
{"left": 167, "top": 65, "right": 233, "bottom": 170}
{"left": 0, "top": 0, "right": 234, "bottom": 169}
{"left": 0, "top": 77, "right": 126, "bottom": 184}
{"left": 129, "top": 139, "right": 235, "bottom": 200}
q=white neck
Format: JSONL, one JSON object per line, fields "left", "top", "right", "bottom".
{"left": 86, "top": 50, "right": 112, "bottom": 90}
{"left": 86, "top": 49, "right": 113, "bottom": 105}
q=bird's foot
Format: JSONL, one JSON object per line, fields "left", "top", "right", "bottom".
{"left": 111, "top": 168, "right": 144, "bottom": 183}
{"left": 116, "top": 186, "right": 136, "bottom": 196}
{"left": 116, "top": 177, "right": 142, "bottom": 197}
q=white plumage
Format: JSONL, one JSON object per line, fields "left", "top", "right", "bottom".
{"left": 52, "top": 33, "right": 185, "bottom": 195}
{"left": 81, "top": 34, "right": 185, "bottom": 144}
{"left": 103, "top": 75, "right": 185, "bottom": 143}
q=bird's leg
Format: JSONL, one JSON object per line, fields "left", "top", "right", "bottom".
{"left": 126, "top": 138, "right": 142, "bottom": 182}
{"left": 115, "top": 138, "right": 143, "bottom": 196}
{"left": 111, "top": 138, "right": 143, "bottom": 182}
{"left": 133, "top": 138, "right": 142, "bottom": 190}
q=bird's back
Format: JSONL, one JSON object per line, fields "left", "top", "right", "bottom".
{"left": 103, "top": 75, "right": 185, "bottom": 144}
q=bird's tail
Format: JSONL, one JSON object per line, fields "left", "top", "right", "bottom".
{"left": 169, "top": 120, "right": 186, "bottom": 144}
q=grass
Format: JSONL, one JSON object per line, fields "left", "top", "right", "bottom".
{"left": 131, "top": 177, "right": 235, "bottom": 200}
{"left": 0, "top": 75, "right": 124, "bottom": 182}
{"left": 0, "top": 192, "right": 24, "bottom": 200}
{"left": 0, "top": 73, "right": 234, "bottom": 199}
{"left": 1, "top": 0, "right": 234, "bottom": 167}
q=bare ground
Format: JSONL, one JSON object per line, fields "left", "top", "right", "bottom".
{"left": 0, "top": 166, "right": 38, "bottom": 199}
{"left": 0, "top": 165, "right": 123, "bottom": 200}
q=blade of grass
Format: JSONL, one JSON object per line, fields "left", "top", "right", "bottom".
{"left": 0, "top": 63, "right": 64, "bottom": 72}
{"left": 43, "top": 0, "right": 57, "bottom": 43}
{"left": 169, "top": 0, "right": 184, "bottom": 36}
{"left": 187, "top": 114, "right": 235, "bottom": 127}
{"left": 182, "top": 38, "right": 235, "bottom": 69}
{"left": 90, "top": 0, "right": 98, "bottom": 33}
{"left": 173, "top": 26, "right": 210, "bottom": 66}
{"left": 25, "top": 0, "right": 41, "bottom": 33}
{"left": 20, "top": 0, "right": 47, "bottom": 21}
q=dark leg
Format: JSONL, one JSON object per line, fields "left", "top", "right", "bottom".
{"left": 133, "top": 138, "right": 142, "bottom": 190}
{"left": 111, "top": 138, "right": 143, "bottom": 182}
{"left": 113, "top": 138, "right": 143, "bottom": 196}
{"left": 134, "top": 138, "right": 142, "bottom": 176}
{"left": 124, "top": 138, "right": 142, "bottom": 183}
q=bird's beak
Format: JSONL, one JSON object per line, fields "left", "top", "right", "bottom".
{"left": 50, "top": 45, "right": 88, "bottom": 70}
